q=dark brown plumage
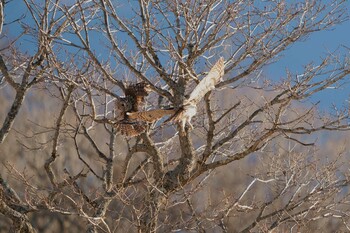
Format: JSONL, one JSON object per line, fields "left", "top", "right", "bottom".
{"left": 114, "top": 82, "right": 151, "bottom": 137}
{"left": 114, "top": 121, "right": 147, "bottom": 137}
{"left": 124, "top": 82, "right": 151, "bottom": 112}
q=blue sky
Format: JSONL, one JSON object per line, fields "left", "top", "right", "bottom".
{"left": 4, "top": 1, "right": 350, "bottom": 110}
{"left": 266, "top": 18, "right": 350, "bottom": 110}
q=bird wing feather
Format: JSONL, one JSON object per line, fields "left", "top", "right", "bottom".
{"left": 114, "top": 122, "right": 146, "bottom": 137}
{"left": 127, "top": 109, "right": 176, "bottom": 122}
{"left": 187, "top": 57, "right": 225, "bottom": 105}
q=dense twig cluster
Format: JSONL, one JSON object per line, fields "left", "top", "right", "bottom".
{"left": 1, "top": 0, "right": 350, "bottom": 232}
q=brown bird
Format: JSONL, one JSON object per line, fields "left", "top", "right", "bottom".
{"left": 126, "top": 109, "right": 176, "bottom": 122}
{"left": 115, "top": 58, "right": 225, "bottom": 136}
{"left": 114, "top": 121, "right": 147, "bottom": 137}
{"left": 114, "top": 82, "right": 151, "bottom": 137}
{"left": 125, "top": 82, "right": 152, "bottom": 112}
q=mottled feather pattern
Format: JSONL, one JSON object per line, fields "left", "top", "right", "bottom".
{"left": 114, "top": 96, "right": 134, "bottom": 121}
{"left": 114, "top": 82, "right": 151, "bottom": 136}
{"left": 125, "top": 83, "right": 151, "bottom": 112}
{"left": 125, "top": 82, "right": 151, "bottom": 96}
{"left": 113, "top": 58, "right": 225, "bottom": 136}
{"left": 115, "top": 122, "right": 147, "bottom": 137}
{"left": 127, "top": 109, "right": 176, "bottom": 122}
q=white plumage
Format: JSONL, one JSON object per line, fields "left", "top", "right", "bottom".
{"left": 187, "top": 57, "right": 225, "bottom": 104}
{"left": 173, "top": 57, "right": 225, "bottom": 131}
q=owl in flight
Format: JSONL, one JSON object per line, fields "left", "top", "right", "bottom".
{"left": 114, "top": 83, "right": 151, "bottom": 136}
{"left": 126, "top": 57, "right": 225, "bottom": 131}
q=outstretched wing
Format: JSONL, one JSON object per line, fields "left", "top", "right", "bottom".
{"left": 127, "top": 109, "right": 176, "bottom": 122}
{"left": 114, "top": 122, "right": 147, "bottom": 137}
{"left": 187, "top": 57, "right": 225, "bottom": 105}
{"left": 112, "top": 83, "right": 153, "bottom": 137}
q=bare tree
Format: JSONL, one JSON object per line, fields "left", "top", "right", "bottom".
{"left": 1, "top": 0, "right": 350, "bottom": 232}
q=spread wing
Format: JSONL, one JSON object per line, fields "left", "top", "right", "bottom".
{"left": 114, "top": 122, "right": 147, "bottom": 137}
{"left": 113, "top": 60, "right": 224, "bottom": 135}
{"left": 187, "top": 57, "right": 225, "bottom": 105}
{"left": 112, "top": 83, "right": 154, "bottom": 137}
{"left": 126, "top": 109, "right": 176, "bottom": 122}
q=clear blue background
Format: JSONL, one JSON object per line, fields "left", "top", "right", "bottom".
{"left": 266, "top": 18, "right": 350, "bottom": 110}
{"left": 3, "top": 1, "right": 350, "bottom": 110}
